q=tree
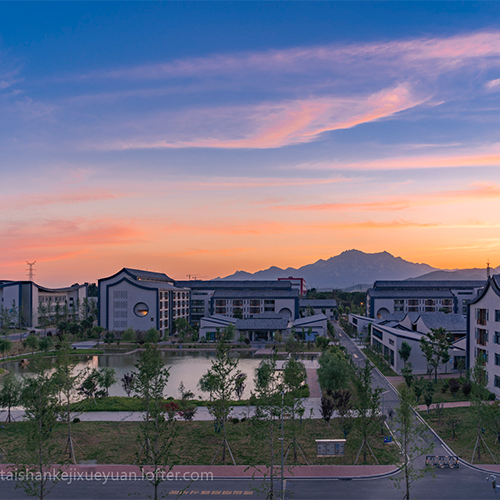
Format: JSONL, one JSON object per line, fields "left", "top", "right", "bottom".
{"left": 448, "top": 378, "right": 461, "bottom": 398}
{"left": 37, "top": 303, "right": 50, "bottom": 333}
{"left": 133, "top": 344, "right": 177, "bottom": 500}
{"left": 121, "top": 328, "right": 136, "bottom": 343}
{"left": 78, "top": 369, "right": 105, "bottom": 403}
{"left": 413, "top": 376, "right": 425, "bottom": 404}
{"left": 98, "top": 367, "right": 117, "bottom": 397}
{"left": 315, "top": 336, "right": 330, "bottom": 351}
{"left": 54, "top": 343, "right": 83, "bottom": 463}
{"left": 332, "top": 389, "right": 353, "bottom": 439}
{"left": 484, "top": 402, "right": 500, "bottom": 445}
{"left": 0, "top": 338, "right": 12, "bottom": 360}
{"left": 0, "top": 372, "right": 21, "bottom": 422}
{"left": 285, "top": 333, "right": 303, "bottom": 358}
{"left": 282, "top": 357, "right": 307, "bottom": 462}
{"left": 423, "top": 381, "right": 434, "bottom": 413}
{"left": 399, "top": 341, "right": 412, "bottom": 366}
{"left": 253, "top": 354, "right": 284, "bottom": 499}
{"left": 39, "top": 337, "right": 53, "bottom": 354}
{"left": 234, "top": 373, "right": 247, "bottom": 400}
{"left": 121, "top": 373, "right": 135, "bottom": 397}
{"left": 24, "top": 334, "right": 39, "bottom": 357}
{"left": 456, "top": 358, "right": 466, "bottom": 378}
{"left": 353, "top": 363, "right": 383, "bottom": 463}
{"left": 320, "top": 395, "right": 334, "bottom": 426}
{"left": 16, "top": 359, "right": 61, "bottom": 500}
{"left": 174, "top": 318, "right": 192, "bottom": 341}
{"left": 317, "top": 347, "right": 352, "bottom": 394}
{"left": 391, "top": 387, "right": 434, "bottom": 500}
{"left": 199, "top": 339, "right": 239, "bottom": 463}
{"left": 0, "top": 305, "right": 14, "bottom": 335}
{"left": 401, "top": 362, "right": 414, "bottom": 388}
{"left": 145, "top": 328, "right": 160, "bottom": 344}
{"left": 419, "top": 327, "right": 452, "bottom": 383}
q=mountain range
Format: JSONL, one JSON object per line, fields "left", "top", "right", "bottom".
{"left": 216, "top": 250, "right": 437, "bottom": 289}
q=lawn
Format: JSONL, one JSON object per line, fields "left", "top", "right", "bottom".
{"left": 421, "top": 406, "right": 500, "bottom": 464}
{"left": 363, "top": 349, "right": 397, "bottom": 377}
{"left": 0, "top": 419, "right": 400, "bottom": 466}
{"left": 397, "top": 378, "right": 471, "bottom": 405}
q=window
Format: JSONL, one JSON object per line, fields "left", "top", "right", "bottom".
{"left": 477, "top": 308, "right": 489, "bottom": 325}
{"left": 496, "top": 332, "right": 500, "bottom": 344}
{"left": 408, "top": 300, "right": 419, "bottom": 306}
{"left": 232, "top": 300, "right": 243, "bottom": 307}
{"left": 425, "top": 299, "right": 435, "bottom": 306}
{"left": 389, "top": 338, "right": 394, "bottom": 346}
{"left": 495, "top": 376, "right": 500, "bottom": 389}
{"left": 250, "top": 307, "right": 260, "bottom": 314}
{"left": 215, "top": 300, "right": 226, "bottom": 307}
{"left": 475, "top": 328, "right": 488, "bottom": 346}
{"left": 372, "top": 328, "right": 383, "bottom": 340}
{"left": 476, "top": 348, "right": 488, "bottom": 363}
{"left": 425, "top": 307, "right": 435, "bottom": 312}
{"left": 408, "top": 307, "right": 419, "bottom": 312}
{"left": 250, "top": 300, "right": 261, "bottom": 307}
{"left": 495, "top": 353, "right": 500, "bottom": 366}
{"left": 442, "top": 299, "right": 453, "bottom": 306}
{"left": 496, "top": 310, "right": 500, "bottom": 322}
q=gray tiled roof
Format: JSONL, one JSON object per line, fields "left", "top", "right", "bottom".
{"left": 373, "top": 280, "right": 485, "bottom": 290}
{"left": 236, "top": 314, "right": 289, "bottom": 330}
{"left": 124, "top": 268, "right": 174, "bottom": 283}
{"left": 213, "top": 289, "right": 299, "bottom": 299}
{"left": 293, "top": 314, "right": 327, "bottom": 326}
{"left": 299, "top": 299, "right": 337, "bottom": 308}
{"left": 417, "top": 312, "right": 466, "bottom": 332}
{"left": 368, "top": 289, "right": 454, "bottom": 298}
{"left": 176, "top": 280, "right": 291, "bottom": 290}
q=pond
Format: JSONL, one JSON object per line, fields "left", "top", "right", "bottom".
{"left": 3, "top": 351, "right": 269, "bottom": 400}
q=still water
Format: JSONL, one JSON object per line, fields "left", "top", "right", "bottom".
{"left": 3, "top": 351, "right": 266, "bottom": 400}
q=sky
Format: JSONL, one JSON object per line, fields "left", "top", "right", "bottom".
{"left": 2, "top": 2, "right": 500, "bottom": 286}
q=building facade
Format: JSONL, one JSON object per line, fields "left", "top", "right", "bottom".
{"left": 367, "top": 280, "right": 485, "bottom": 319}
{"left": 98, "top": 268, "right": 190, "bottom": 337}
{"left": 467, "top": 275, "right": 500, "bottom": 397}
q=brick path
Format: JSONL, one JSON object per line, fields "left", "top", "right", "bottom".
{"left": 306, "top": 369, "right": 322, "bottom": 398}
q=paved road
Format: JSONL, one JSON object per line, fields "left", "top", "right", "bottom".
{"left": 0, "top": 468, "right": 497, "bottom": 499}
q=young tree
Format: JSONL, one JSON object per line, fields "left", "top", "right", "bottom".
{"left": 24, "top": 334, "right": 39, "bottom": 357}
{"left": 285, "top": 333, "right": 303, "bottom": 358}
{"left": 413, "top": 376, "right": 425, "bottom": 404}
{"left": 199, "top": 339, "right": 239, "bottom": 463}
{"left": 121, "top": 373, "right": 135, "bottom": 397}
{"left": 253, "top": 354, "right": 284, "bottom": 499}
{"left": 98, "top": 367, "right": 117, "bottom": 397}
{"left": 484, "top": 402, "right": 500, "bottom": 445}
{"left": 448, "top": 378, "right": 461, "bottom": 398}
{"left": 78, "top": 369, "right": 105, "bottom": 404}
{"left": 16, "top": 359, "right": 61, "bottom": 500}
{"left": 39, "top": 337, "right": 53, "bottom": 354}
{"left": 320, "top": 395, "right": 334, "bottom": 426}
{"left": 0, "top": 372, "right": 21, "bottom": 422}
{"left": 282, "top": 357, "right": 307, "bottom": 462}
{"left": 133, "top": 345, "right": 177, "bottom": 500}
{"left": 317, "top": 347, "right": 352, "bottom": 394}
{"left": 0, "top": 338, "right": 12, "bottom": 360}
{"left": 37, "top": 303, "right": 50, "bottom": 333}
{"left": 234, "top": 373, "right": 247, "bottom": 400}
{"left": 353, "top": 363, "right": 383, "bottom": 463}
{"left": 121, "top": 328, "right": 136, "bottom": 343}
{"left": 456, "top": 358, "right": 466, "bottom": 378}
{"left": 54, "top": 343, "right": 83, "bottom": 463}
{"left": 391, "top": 387, "right": 434, "bottom": 500}
{"left": 401, "top": 362, "right": 414, "bottom": 388}
{"left": 423, "top": 381, "right": 434, "bottom": 413}
{"left": 419, "top": 327, "right": 452, "bottom": 383}
{"left": 398, "top": 341, "right": 412, "bottom": 366}
{"left": 315, "top": 336, "right": 330, "bottom": 351}
{"left": 332, "top": 389, "right": 353, "bottom": 439}
{"left": 144, "top": 328, "right": 160, "bottom": 344}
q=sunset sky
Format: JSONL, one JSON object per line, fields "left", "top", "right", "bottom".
{"left": 2, "top": 2, "right": 500, "bottom": 287}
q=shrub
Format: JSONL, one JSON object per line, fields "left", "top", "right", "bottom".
{"left": 448, "top": 378, "right": 461, "bottom": 398}
{"left": 232, "top": 417, "right": 239, "bottom": 424}
{"left": 462, "top": 381, "right": 472, "bottom": 397}
{"left": 144, "top": 328, "right": 160, "bottom": 343}
{"left": 441, "top": 380, "right": 449, "bottom": 393}
{"left": 489, "top": 392, "right": 496, "bottom": 401}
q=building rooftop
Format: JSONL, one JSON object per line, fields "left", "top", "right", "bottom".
{"left": 176, "top": 280, "right": 292, "bottom": 290}
{"left": 236, "top": 314, "right": 289, "bottom": 330}
{"left": 123, "top": 268, "right": 175, "bottom": 283}
{"left": 368, "top": 289, "right": 455, "bottom": 298}
{"left": 372, "top": 280, "right": 485, "bottom": 290}
{"left": 293, "top": 314, "right": 327, "bottom": 327}
{"left": 299, "top": 299, "right": 337, "bottom": 308}
{"left": 416, "top": 312, "right": 466, "bottom": 332}
{"left": 213, "top": 289, "right": 299, "bottom": 299}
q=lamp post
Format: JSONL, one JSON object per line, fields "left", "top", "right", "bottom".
{"left": 280, "top": 390, "right": 285, "bottom": 499}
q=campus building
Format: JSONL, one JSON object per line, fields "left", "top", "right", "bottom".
{"left": 299, "top": 299, "right": 337, "bottom": 320}
{"left": 98, "top": 268, "right": 190, "bottom": 337}
{"left": 175, "top": 280, "right": 294, "bottom": 326}
{"left": 467, "top": 275, "right": 500, "bottom": 398}
{"left": 367, "top": 280, "right": 485, "bottom": 319}
{"left": 0, "top": 280, "right": 88, "bottom": 328}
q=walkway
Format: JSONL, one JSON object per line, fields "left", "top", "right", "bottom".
{"left": 416, "top": 400, "right": 495, "bottom": 412}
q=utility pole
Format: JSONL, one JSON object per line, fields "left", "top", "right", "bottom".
{"left": 26, "top": 261, "right": 36, "bottom": 281}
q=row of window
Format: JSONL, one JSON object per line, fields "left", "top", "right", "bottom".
{"left": 476, "top": 309, "right": 500, "bottom": 325}
{"left": 395, "top": 299, "right": 453, "bottom": 306}
{"left": 214, "top": 299, "right": 275, "bottom": 306}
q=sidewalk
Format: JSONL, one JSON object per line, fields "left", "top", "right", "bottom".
{"left": 416, "top": 400, "right": 495, "bottom": 411}
{"left": 0, "top": 463, "right": 399, "bottom": 479}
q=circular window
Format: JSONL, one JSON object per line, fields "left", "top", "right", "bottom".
{"left": 134, "top": 302, "right": 149, "bottom": 317}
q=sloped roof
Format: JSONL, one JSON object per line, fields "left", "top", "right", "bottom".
{"left": 368, "top": 289, "right": 454, "bottom": 298}
{"left": 213, "top": 289, "right": 299, "bottom": 299}
{"left": 417, "top": 312, "right": 466, "bottom": 332}
{"left": 177, "top": 280, "right": 291, "bottom": 290}
{"left": 299, "top": 299, "right": 337, "bottom": 308}
{"left": 236, "top": 313, "right": 289, "bottom": 330}
{"left": 293, "top": 314, "right": 327, "bottom": 326}
{"left": 124, "top": 268, "right": 174, "bottom": 283}
{"left": 372, "top": 280, "right": 485, "bottom": 290}
{"left": 468, "top": 274, "right": 500, "bottom": 305}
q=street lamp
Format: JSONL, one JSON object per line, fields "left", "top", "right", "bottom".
{"left": 280, "top": 390, "right": 285, "bottom": 500}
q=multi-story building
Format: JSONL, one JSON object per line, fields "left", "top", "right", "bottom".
{"left": 175, "top": 280, "right": 294, "bottom": 325}
{"left": 277, "top": 276, "right": 307, "bottom": 296}
{"left": 210, "top": 289, "right": 300, "bottom": 320}
{"left": 0, "top": 280, "right": 87, "bottom": 328}
{"left": 98, "top": 268, "right": 190, "bottom": 337}
{"left": 299, "top": 299, "right": 337, "bottom": 320}
{"left": 467, "top": 275, "right": 500, "bottom": 397}
{"left": 367, "top": 280, "right": 485, "bottom": 319}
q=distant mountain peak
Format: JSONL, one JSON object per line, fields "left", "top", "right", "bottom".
{"left": 219, "top": 249, "right": 437, "bottom": 289}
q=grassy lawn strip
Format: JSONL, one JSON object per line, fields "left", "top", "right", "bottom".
{"left": 397, "top": 379, "right": 470, "bottom": 405}
{"left": 420, "top": 406, "right": 500, "bottom": 464}
{"left": 0, "top": 419, "right": 400, "bottom": 466}
{"left": 363, "top": 349, "right": 397, "bottom": 377}
{"left": 0, "top": 349, "right": 105, "bottom": 364}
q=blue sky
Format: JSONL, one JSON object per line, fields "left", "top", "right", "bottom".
{"left": 2, "top": 2, "right": 500, "bottom": 285}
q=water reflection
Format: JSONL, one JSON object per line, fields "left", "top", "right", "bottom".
{"left": 3, "top": 351, "right": 265, "bottom": 400}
